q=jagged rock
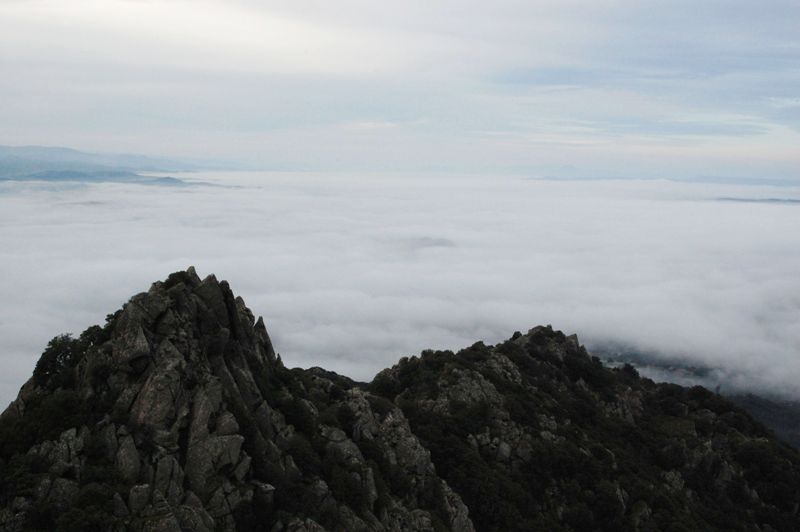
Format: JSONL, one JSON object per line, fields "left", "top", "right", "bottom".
{"left": 233, "top": 454, "right": 251, "bottom": 481}
{"left": 194, "top": 275, "right": 230, "bottom": 328}
{"left": 153, "top": 455, "right": 184, "bottom": 506}
{"left": 344, "top": 389, "right": 381, "bottom": 440}
{"left": 113, "top": 492, "right": 130, "bottom": 517}
{"left": 283, "top": 518, "right": 327, "bottom": 532}
{"left": 214, "top": 411, "right": 240, "bottom": 436}
{"left": 130, "top": 340, "right": 185, "bottom": 429}
{"left": 116, "top": 434, "right": 141, "bottom": 483}
{"left": 2, "top": 268, "right": 800, "bottom": 532}
{"left": 206, "top": 480, "right": 242, "bottom": 520}
{"left": 185, "top": 435, "right": 244, "bottom": 498}
{"left": 175, "top": 506, "right": 214, "bottom": 532}
{"left": 115, "top": 326, "right": 151, "bottom": 370}
{"left": 321, "top": 426, "right": 363, "bottom": 465}
{"left": 496, "top": 440, "right": 511, "bottom": 461}
{"left": 129, "top": 484, "right": 152, "bottom": 514}
{"left": 175, "top": 491, "right": 215, "bottom": 532}
{"left": 42, "top": 477, "right": 79, "bottom": 511}
{"left": 137, "top": 509, "right": 182, "bottom": 532}
{"left": 378, "top": 411, "right": 435, "bottom": 478}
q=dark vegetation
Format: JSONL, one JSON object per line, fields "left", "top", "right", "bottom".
{"left": 2, "top": 271, "right": 800, "bottom": 532}
{"left": 371, "top": 327, "right": 800, "bottom": 531}
{"left": 0, "top": 318, "right": 121, "bottom": 531}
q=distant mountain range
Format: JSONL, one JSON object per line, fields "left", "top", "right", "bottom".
{"left": 0, "top": 145, "right": 223, "bottom": 185}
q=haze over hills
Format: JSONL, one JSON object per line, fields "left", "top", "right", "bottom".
{"left": 0, "top": 145, "right": 245, "bottom": 185}
{"left": 1, "top": 269, "right": 800, "bottom": 531}
{"left": 4, "top": 144, "right": 798, "bottom": 188}
{"left": 594, "top": 345, "right": 800, "bottom": 449}
{"left": 0, "top": 145, "right": 194, "bottom": 172}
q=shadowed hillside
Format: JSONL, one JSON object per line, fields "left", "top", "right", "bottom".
{"left": 1, "top": 269, "right": 798, "bottom": 531}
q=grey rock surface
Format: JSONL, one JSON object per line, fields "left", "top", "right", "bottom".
{"left": 0, "top": 268, "right": 474, "bottom": 531}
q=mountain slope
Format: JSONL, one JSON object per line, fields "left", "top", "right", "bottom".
{"left": 370, "top": 330, "right": 800, "bottom": 531}
{"left": 0, "top": 269, "right": 471, "bottom": 532}
{"left": 1, "top": 269, "right": 799, "bottom": 531}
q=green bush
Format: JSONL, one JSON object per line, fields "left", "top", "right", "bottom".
{"left": 33, "top": 334, "right": 78, "bottom": 389}
{"left": 0, "top": 389, "right": 88, "bottom": 460}
{"left": 288, "top": 434, "right": 321, "bottom": 476}
{"left": 366, "top": 395, "right": 395, "bottom": 418}
{"left": 1, "top": 454, "right": 51, "bottom": 500}
{"left": 328, "top": 463, "right": 369, "bottom": 511}
{"left": 281, "top": 397, "right": 316, "bottom": 436}
{"left": 55, "top": 483, "right": 116, "bottom": 532}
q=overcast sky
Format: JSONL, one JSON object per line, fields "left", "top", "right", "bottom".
{"left": 1, "top": 1, "right": 799, "bottom": 179}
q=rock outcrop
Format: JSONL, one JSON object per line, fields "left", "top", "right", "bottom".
{"left": 0, "top": 269, "right": 472, "bottom": 532}
{"left": 1, "top": 269, "right": 799, "bottom": 531}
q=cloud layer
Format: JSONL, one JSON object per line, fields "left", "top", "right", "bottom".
{"left": 1, "top": 1, "right": 799, "bottom": 179}
{"left": 1, "top": 172, "right": 799, "bottom": 406}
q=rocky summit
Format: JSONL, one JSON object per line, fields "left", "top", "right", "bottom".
{"left": 1, "top": 270, "right": 799, "bottom": 532}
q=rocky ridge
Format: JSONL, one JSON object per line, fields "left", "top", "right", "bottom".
{"left": 0, "top": 269, "right": 471, "bottom": 532}
{"left": 371, "top": 330, "right": 800, "bottom": 531}
{"left": 1, "top": 269, "right": 799, "bottom": 531}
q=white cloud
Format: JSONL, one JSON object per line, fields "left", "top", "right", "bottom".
{"left": 1, "top": 173, "right": 799, "bottom": 407}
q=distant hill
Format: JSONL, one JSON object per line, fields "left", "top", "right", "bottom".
{"left": 0, "top": 145, "right": 198, "bottom": 185}
{"left": 0, "top": 145, "right": 195, "bottom": 175}
{"left": 6, "top": 170, "right": 187, "bottom": 186}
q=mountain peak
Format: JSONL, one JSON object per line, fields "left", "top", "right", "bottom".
{"left": 1, "top": 270, "right": 800, "bottom": 531}
{"left": 0, "top": 270, "right": 473, "bottom": 532}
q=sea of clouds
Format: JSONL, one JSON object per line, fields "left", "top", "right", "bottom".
{"left": 1, "top": 172, "right": 799, "bottom": 406}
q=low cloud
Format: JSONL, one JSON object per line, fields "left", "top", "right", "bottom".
{"left": 1, "top": 173, "right": 799, "bottom": 406}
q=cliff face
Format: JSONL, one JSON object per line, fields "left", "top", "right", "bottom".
{"left": 1, "top": 269, "right": 799, "bottom": 532}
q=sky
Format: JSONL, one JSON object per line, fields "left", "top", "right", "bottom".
{"left": 1, "top": 0, "right": 799, "bottom": 180}
{"left": 1, "top": 173, "right": 799, "bottom": 407}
